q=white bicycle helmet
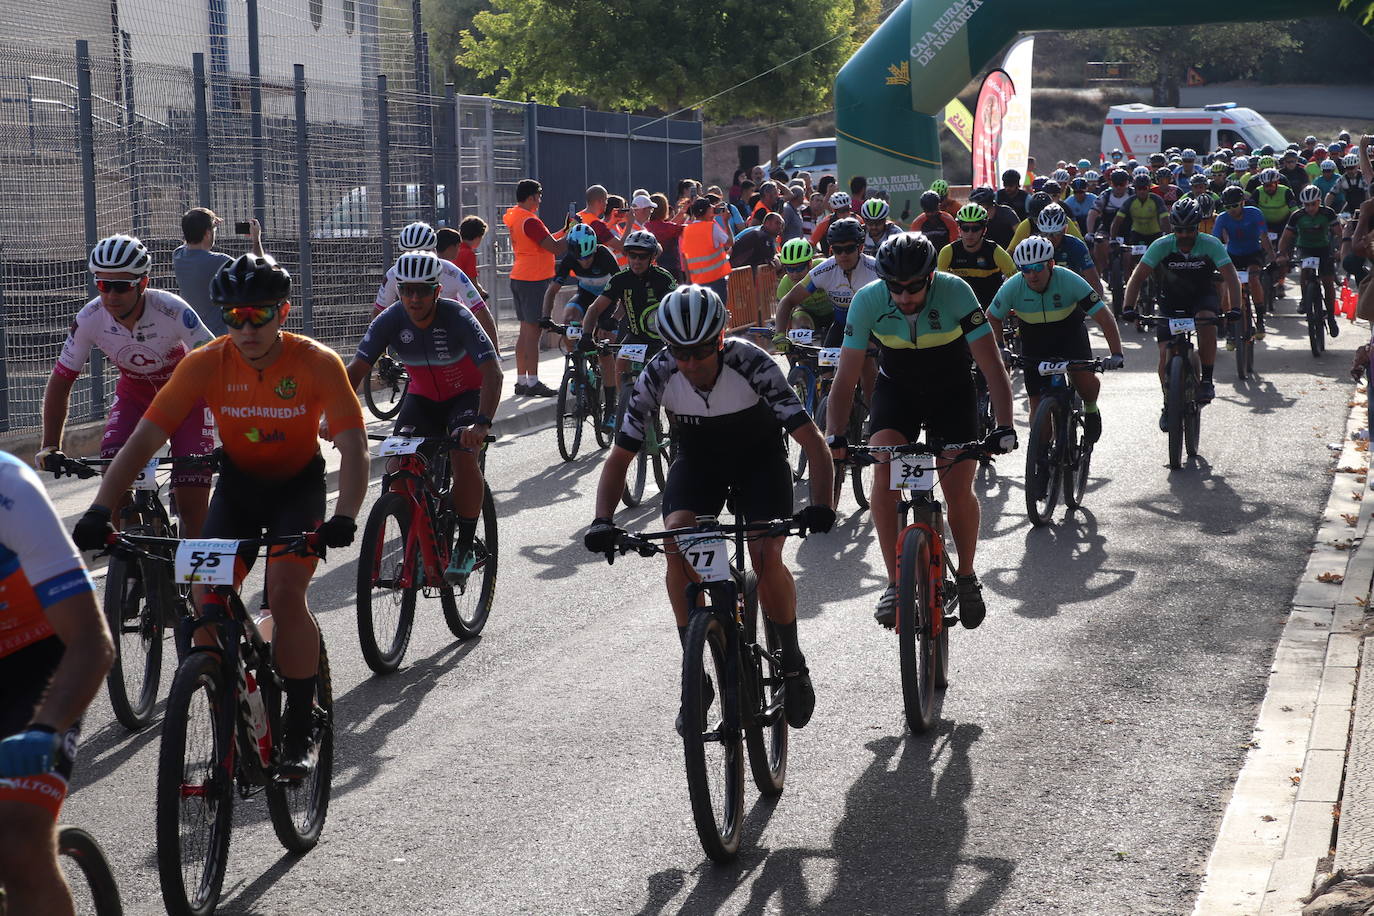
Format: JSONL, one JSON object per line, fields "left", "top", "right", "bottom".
{"left": 828, "top": 191, "right": 851, "bottom": 210}
{"left": 1343, "top": 154, "right": 1360, "bottom": 168}
{"left": 1013, "top": 236, "right": 1055, "bottom": 268}
{"left": 1132, "top": 166, "right": 1151, "bottom": 178}
{"left": 89, "top": 234, "right": 152, "bottom": 276}
{"left": 1298, "top": 185, "right": 1322, "bottom": 204}
{"left": 393, "top": 251, "right": 444, "bottom": 284}
{"left": 657, "top": 285, "right": 727, "bottom": 347}
{"left": 1034, "top": 204, "right": 1068, "bottom": 234}
{"left": 398, "top": 221, "right": 438, "bottom": 252}
{"left": 1050, "top": 168, "right": 1071, "bottom": 183}
{"left": 1233, "top": 156, "right": 1250, "bottom": 170}
{"left": 1084, "top": 170, "right": 1100, "bottom": 182}
{"left": 1259, "top": 168, "right": 1282, "bottom": 184}
{"left": 861, "top": 197, "right": 890, "bottom": 221}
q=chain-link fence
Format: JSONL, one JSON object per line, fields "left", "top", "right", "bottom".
{"left": 0, "top": 36, "right": 703, "bottom": 434}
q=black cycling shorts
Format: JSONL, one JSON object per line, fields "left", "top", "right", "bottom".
{"left": 0, "top": 637, "right": 80, "bottom": 816}
{"left": 1295, "top": 245, "right": 1336, "bottom": 277}
{"left": 394, "top": 389, "right": 480, "bottom": 437}
{"left": 566, "top": 289, "right": 619, "bottom": 332}
{"left": 1020, "top": 321, "right": 1093, "bottom": 398}
{"left": 203, "top": 452, "right": 327, "bottom": 568}
{"left": 1229, "top": 251, "right": 1266, "bottom": 272}
{"left": 868, "top": 370, "right": 978, "bottom": 447}
{"left": 661, "top": 442, "right": 793, "bottom": 524}
{"left": 1156, "top": 294, "right": 1221, "bottom": 342}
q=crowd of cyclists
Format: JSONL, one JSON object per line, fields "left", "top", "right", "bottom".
{"left": 1, "top": 123, "right": 1372, "bottom": 910}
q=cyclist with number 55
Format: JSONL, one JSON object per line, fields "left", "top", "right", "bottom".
{"left": 73, "top": 253, "right": 370, "bottom": 779}
{"left": 584, "top": 285, "right": 835, "bottom": 732}
{"left": 826, "top": 232, "right": 1016, "bottom": 630}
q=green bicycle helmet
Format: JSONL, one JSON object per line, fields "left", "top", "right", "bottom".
{"left": 929, "top": 179, "right": 950, "bottom": 197}
{"left": 779, "top": 237, "right": 815, "bottom": 266}
{"left": 566, "top": 223, "right": 598, "bottom": 258}
{"left": 955, "top": 203, "right": 988, "bottom": 224}
{"left": 861, "top": 198, "right": 890, "bottom": 221}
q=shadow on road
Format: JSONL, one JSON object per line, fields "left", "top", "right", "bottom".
{"left": 217, "top": 848, "right": 311, "bottom": 915}
{"left": 983, "top": 508, "right": 1134, "bottom": 619}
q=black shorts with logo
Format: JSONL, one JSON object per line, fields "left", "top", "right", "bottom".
{"left": 203, "top": 452, "right": 327, "bottom": 567}
{"left": 661, "top": 439, "right": 793, "bottom": 524}
{"left": 868, "top": 369, "right": 978, "bottom": 448}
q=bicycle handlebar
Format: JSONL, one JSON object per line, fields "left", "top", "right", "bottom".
{"left": 606, "top": 517, "right": 807, "bottom": 563}
{"left": 1007, "top": 356, "right": 1113, "bottom": 375}
{"left": 106, "top": 530, "right": 322, "bottom": 566}
{"left": 46, "top": 452, "right": 218, "bottom": 480}
{"left": 841, "top": 440, "right": 992, "bottom": 469}
{"left": 1121, "top": 312, "right": 1239, "bottom": 327}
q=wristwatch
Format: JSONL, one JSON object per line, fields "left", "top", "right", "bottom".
{"left": 474, "top": 413, "right": 494, "bottom": 428}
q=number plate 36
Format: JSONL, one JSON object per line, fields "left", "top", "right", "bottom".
{"left": 891, "top": 453, "right": 937, "bottom": 492}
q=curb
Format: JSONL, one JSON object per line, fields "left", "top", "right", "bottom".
{"left": 1193, "top": 385, "right": 1373, "bottom": 916}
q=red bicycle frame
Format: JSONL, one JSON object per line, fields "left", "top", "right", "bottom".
{"left": 374, "top": 452, "right": 449, "bottom": 590}
{"left": 895, "top": 521, "right": 946, "bottom": 640}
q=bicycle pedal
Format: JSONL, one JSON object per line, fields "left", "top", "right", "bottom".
{"left": 943, "top": 613, "right": 959, "bottom": 629}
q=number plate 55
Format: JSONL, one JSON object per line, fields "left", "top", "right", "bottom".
{"left": 378, "top": 436, "right": 423, "bottom": 456}
{"left": 891, "top": 453, "right": 937, "bottom": 492}
{"left": 1168, "top": 317, "right": 1196, "bottom": 334}
{"left": 174, "top": 539, "right": 241, "bottom": 585}
{"left": 685, "top": 536, "right": 731, "bottom": 582}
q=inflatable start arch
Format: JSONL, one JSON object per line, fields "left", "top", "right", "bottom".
{"left": 835, "top": 0, "right": 1356, "bottom": 196}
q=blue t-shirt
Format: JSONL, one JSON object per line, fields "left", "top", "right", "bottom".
{"left": 1062, "top": 193, "right": 1098, "bottom": 232}
{"left": 1052, "top": 234, "right": 1095, "bottom": 276}
{"left": 1211, "top": 206, "right": 1268, "bottom": 256}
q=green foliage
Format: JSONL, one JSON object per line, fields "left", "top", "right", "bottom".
{"left": 1340, "top": 0, "right": 1374, "bottom": 28}
{"left": 456, "top": 0, "right": 878, "bottom": 119}
{"left": 423, "top": 0, "right": 500, "bottom": 95}
{"left": 1071, "top": 24, "right": 1300, "bottom": 105}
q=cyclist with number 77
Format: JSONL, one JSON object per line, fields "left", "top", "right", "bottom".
{"left": 584, "top": 285, "right": 835, "bottom": 731}
{"left": 828, "top": 232, "right": 1016, "bottom": 629}
{"left": 72, "top": 254, "right": 369, "bottom": 779}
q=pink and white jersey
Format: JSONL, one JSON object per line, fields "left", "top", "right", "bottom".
{"left": 372, "top": 260, "right": 488, "bottom": 314}
{"left": 54, "top": 289, "right": 212, "bottom": 385}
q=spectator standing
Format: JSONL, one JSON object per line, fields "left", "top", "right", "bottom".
{"left": 730, "top": 213, "right": 784, "bottom": 268}
{"left": 645, "top": 192, "right": 687, "bottom": 280}
{"left": 437, "top": 226, "right": 498, "bottom": 343}
{"left": 455, "top": 216, "right": 489, "bottom": 300}
{"left": 781, "top": 184, "right": 807, "bottom": 241}
{"left": 729, "top": 168, "right": 748, "bottom": 207}
{"left": 680, "top": 198, "right": 732, "bottom": 302}
{"left": 501, "top": 178, "right": 568, "bottom": 397}
{"left": 173, "top": 208, "right": 262, "bottom": 335}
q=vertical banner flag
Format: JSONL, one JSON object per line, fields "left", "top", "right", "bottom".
{"left": 997, "top": 35, "right": 1034, "bottom": 184}
{"left": 972, "top": 69, "right": 1015, "bottom": 189}
{"left": 944, "top": 99, "right": 974, "bottom": 152}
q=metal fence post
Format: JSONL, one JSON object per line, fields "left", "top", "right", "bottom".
{"left": 246, "top": 0, "right": 266, "bottom": 227}
{"left": 625, "top": 111, "right": 632, "bottom": 198}
{"left": 192, "top": 53, "right": 212, "bottom": 206}
{"left": 0, "top": 280, "right": 10, "bottom": 432}
{"left": 444, "top": 82, "right": 459, "bottom": 227}
{"left": 122, "top": 31, "right": 146, "bottom": 237}
{"left": 378, "top": 74, "right": 393, "bottom": 267}
{"left": 76, "top": 40, "right": 104, "bottom": 418}
{"left": 525, "top": 102, "right": 538, "bottom": 178}
{"left": 294, "top": 64, "right": 314, "bottom": 336}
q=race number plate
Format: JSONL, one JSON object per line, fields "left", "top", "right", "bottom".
{"left": 565, "top": 324, "right": 582, "bottom": 341}
{"left": 891, "top": 453, "right": 938, "bottom": 492}
{"left": 818, "top": 347, "right": 841, "bottom": 367}
{"left": 174, "top": 539, "right": 240, "bottom": 585}
{"left": 1131, "top": 245, "right": 1148, "bottom": 256}
{"left": 1235, "top": 270, "right": 1249, "bottom": 283}
{"left": 1267, "top": 232, "right": 1279, "bottom": 242}
{"left": 684, "top": 535, "right": 731, "bottom": 582}
{"left": 378, "top": 436, "right": 424, "bottom": 456}
{"left": 1301, "top": 257, "right": 1322, "bottom": 270}
{"left": 1168, "top": 317, "right": 1196, "bottom": 334}
{"left": 1037, "top": 360, "right": 1070, "bottom": 376}
{"left": 1112, "top": 237, "right": 1125, "bottom": 245}
{"left": 618, "top": 343, "right": 648, "bottom": 363}
{"left": 787, "top": 328, "right": 815, "bottom": 343}
{"left": 133, "top": 458, "right": 159, "bottom": 491}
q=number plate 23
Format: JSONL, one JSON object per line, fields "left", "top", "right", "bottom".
{"left": 174, "top": 539, "right": 241, "bottom": 585}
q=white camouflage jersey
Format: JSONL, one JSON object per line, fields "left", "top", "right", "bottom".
{"left": 615, "top": 338, "right": 809, "bottom": 455}
{"left": 54, "top": 289, "right": 212, "bottom": 385}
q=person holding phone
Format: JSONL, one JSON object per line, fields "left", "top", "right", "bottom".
{"left": 173, "top": 208, "right": 265, "bottom": 335}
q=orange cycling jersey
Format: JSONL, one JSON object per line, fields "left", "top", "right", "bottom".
{"left": 144, "top": 332, "right": 364, "bottom": 481}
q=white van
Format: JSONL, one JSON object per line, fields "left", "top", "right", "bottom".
{"left": 316, "top": 184, "right": 449, "bottom": 238}
{"left": 761, "top": 138, "right": 837, "bottom": 182}
{"left": 1100, "top": 103, "right": 1288, "bottom": 161}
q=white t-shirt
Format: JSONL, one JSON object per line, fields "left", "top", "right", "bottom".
{"left": 805, "top": 254, "right": 880, "bottom": 311}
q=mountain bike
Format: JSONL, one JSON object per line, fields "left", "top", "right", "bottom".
{"left": 614, "top": 342, "right": 673, "bottom": 508}
{"left": 104, "top": 531, "right": 333, "bottom": 916}
{"left": 844, "top": 440, "right": 998, "bottom": 733}
{"left": 1231, "top": 267, "right": 1258, "bottom": 380}
{"left": 357, "top": 431, "right": 498, "bottom": 673}
{"left": 805, "top": 345, "right": 873, "bottom": 511}
{"left": 1137, "top": 313, "right": 1238, "bottom": 469}
{"left": 0, "top": 818, "right": 123, "bottom": 915}
{"left": 1018, "top": 358, "right": 1113, "bottom": 526}
{"left": 1297, "top": 255, "right": 1329, "bottom": 357}
{"left": 544, "top": 320, "right": 612, "bottom": 461}
{"left": 777, "top": 328, "right": 826, "bottom": 483}
{"left": 1103, "top": 235, "right": 1128, "bottom": 317}
{"left": 364, "top": 353, "right": 409, "bottom": 420}
{"left": 50, "top": 453, "right": 216, "bottom": 731}
{"left": 1128, "top": 242, "right": 1158, "bottom": 333}
{"left": 604, "top": 513, "right": 809, "bottom": 863}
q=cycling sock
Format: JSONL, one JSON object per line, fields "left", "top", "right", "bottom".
{"left": 604, "top": 387, "right": 617, "bottom": 415}
{"left": 455, "top": 515, "right": 479, "bottom": 559}
{"left": 771, "top": 620, "right": 805, "bottom": 670}
{"left": 1202, "top": 365, "right": 1214, "bottom": 383}
{"left": 1083, "top": 401, "right": 1099, "bottom": 414}
{"left": 677, "top": 625, "right": 687, "bottom": 647}
{"left": 283, "top": 676, "right": 315, "bottom": 733}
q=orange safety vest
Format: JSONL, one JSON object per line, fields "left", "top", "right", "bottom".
{"left": 577, "top": 208, "right": 601, "bottom": 226}
{"left": 608, "top": 214, "right": 629, "bottom": 269}
{"left": 503, "top": 205, "right": 555, "bottom": 282}
{"left": 681, "top": 220, "right": 730, "bottom": 284}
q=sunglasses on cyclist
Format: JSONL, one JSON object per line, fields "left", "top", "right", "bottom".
{"left": 96, "top": 279, "right": 141, "bottom": 294}
{"left": 668, "top": 342, "right": 719, "bottom": 362}
{"left": 1019, "top": 262, "right": 1049, "bottom": 274}
{"left": 398, "top": 282, "right": 439, "bottom": 298}
{"left": 783, "top": 263, "right": 809, "bottom": 273}
{"left": 884, "top": 277, "right": 929, "bottom": 295}
{"left": 221, "top": 303, "right": 282, "bottom": 329}
{"left": 958, "top": 223, "right": 985, "bottom": 233}
{"left": 625, "top": 251, "right": 653, "bottom": 261}
{"left": 830, "top": 243, "right": 860, "bottom": 255}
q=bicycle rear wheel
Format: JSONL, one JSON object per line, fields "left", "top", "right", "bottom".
{"left": 785, "top": 365, "right": 812, "bottom": 482}
{"left": 103, "top": 539, "right": 164, "bottom": 731}
{"left": 356, "top": 493, "right": 417, "bottom": 674}
{"left": 1184, "top": 369, "right": 1201, "bottom": 460}
{"left": 1305, "top": 280, "right": 1326, "bottom": 356}
{"left": 681, "top": 610, "right": 745, "bottom": 863}
{"left": 58, "top": 826, "right": 123, "bottom": 916}
{"left": 156, "top": 651, "right": 234, "bottom": 916}
{"left": 266, "top": 637, "right": 334, "bottom": 853}
{"left": 740, "top": 571, "right": 787, "bottom": 797}
{"left": 441, "top": 484, "right": 498, "bottom": 639}
{"left": 897, "top": 527, "right": 939, "bottom": 733}
{"left": 590, "top": 365, "right": 611, "bottom": 450}
{"left": 848, "top": 394, "right": 871, "bottom": 511}
{"left": 1063, "top": 410, "right": 1091, "bottom": 511}
{"left": 1234, "top": 305, "right": 1253, "bottom": 380}
{"left": 1025, "top": 397, "right": 1063, "bottom": 526}
{"left": 555, "top": 362, "right": 585, "bottom": 462}
{"left": 1166, "top": 356, "right": 1187, "bottom": 469}
{"left": 364, "top": 359, "right": 406, "bottom": 420}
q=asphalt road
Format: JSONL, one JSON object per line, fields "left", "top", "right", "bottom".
{"left": 47, "top": 301, "right": 1363, "bottom": 915}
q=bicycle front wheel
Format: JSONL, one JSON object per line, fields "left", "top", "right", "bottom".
{"left": 59, "top": 826, "right": 123, "bottom": 916}
{"left": 740, "top": 571, "right": 787, "bottom": 797}
{"left": 364, "top": 360, "right": 406, "bottom": 420}
{"left": 1306, "top": 280, "right": 1326, "bottom": 356}
{"left": 785, "top": 365, "right": 813, "bottom": 482}
{"left": 156, "top": 651, "right": 234, "bottom": 916}
{"left": 103, "top": 546, "right": 164, "bottom": 730}
{"left": 1025, "top": 397, "right": 1063, "bottom": 526}
{"left": 356, "top": 493, "right": 417, "bottom": 674}
{"left": 1166, "top": 356, "right": 1187, "bottom": 469}
{"left": 682, "top": 610, "right": 745, "bottom": 863}
{"left": 1063, "top": 410, "right": 1091, "bottom": 511}
{"left": 266, "top": 636, "right": 334, "bottom": 853}
{"left": 441, "top": 484, "right": 498, "bottom": 639}
{"left": 556, "top": 362, "right": 585, "bottom": 462}
{"left": 897, "top": 527, "right": 939, "bottom": 733}
{"left": 650, "top": 411, "right": 669, "bottom": 493}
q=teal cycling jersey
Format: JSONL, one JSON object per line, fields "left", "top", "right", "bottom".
{"left": 1140, "top": 231, "right": 1232, "bottom": 304}
{"left": 843, "top": 273, "right": 992, "bottom": 383}
{"left": 987, "top": 266, "right": 1104, "bottom": 327}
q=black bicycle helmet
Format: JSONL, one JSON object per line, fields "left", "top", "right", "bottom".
{"left": 1195, "top": 194, "right": 1216, "bottom": 219}
{"left": 919, "top": 191, "right": 941, "bottom": 214}
{"left": 969, "top": 185, "right": 996, "bottom": 206}
{"left": 1220, "top": 185, "right": 1246, "bottom": 209}
{"left": 826, "top": 217, "right": 865, "bottom": 246}
{"left": 874, "top": 231, "right": 937, "bottom": 281}
{"left": 210, "top": 254, "right": 291, "bottom": 304}
{"left": 1026, "top": 191, "right": 1053, "bottom": 219}
{"left": 1169, "top": 197, "right": 1201, "bottom": 228}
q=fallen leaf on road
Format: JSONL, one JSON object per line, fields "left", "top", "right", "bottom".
{"left": 1318, "top": 573, "right": 1346, "bottom": 584}
{"left": 1282, "top": 705, "right": 1294, "bottom": 712}
{"left": 1358, "top": 596, "right": 1369, "bottom": 607}
{"left": 1291, "top": 775, "right": 1302, "bottom": 785}
{"left": 1261, "top": 815, "right": 1277, "bottom": 822}
{"left": 1355, "top": 491, "right": 1366, "bottom": 501}
{"left": 1333, "top": 540, "right": 1355, "bottom": 550}
{"left": 1113, "top": 851, "right": 1128, "bottom": 861}
{"left": 1343, "top": 513, "right": 1360, "bottom": 526}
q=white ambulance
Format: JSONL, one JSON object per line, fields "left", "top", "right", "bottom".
{"left": 1100, "top": 103, "right": 1289, "bottom": 161}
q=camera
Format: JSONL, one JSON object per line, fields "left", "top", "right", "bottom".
{"left": 234, "top": 221, "right": 251, "bottom": 235}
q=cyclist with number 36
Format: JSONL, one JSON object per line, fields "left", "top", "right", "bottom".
{"left": 73, "top": 253, "right": 369, "bottom": 779}
{"left": 584, "top": 285, "right": 834, "bottom": 733}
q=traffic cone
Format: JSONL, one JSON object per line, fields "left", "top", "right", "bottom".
{"left": 1340, "top": 280, "right": 1359, "bottom": 320}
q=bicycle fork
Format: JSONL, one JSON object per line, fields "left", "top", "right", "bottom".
{"left": 895, "top": 521, "right": 947, "bottom": 640}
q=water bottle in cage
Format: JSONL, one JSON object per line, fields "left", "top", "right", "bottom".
{"left": 244, "top": 669, "right": 272, "bottom": 765}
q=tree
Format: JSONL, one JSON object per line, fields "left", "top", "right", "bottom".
{"left": 423, "top": 0, "right": 500, "bottom": 96}
{"left": 1341, "top": 0, "right": 1374, "bottom": 31}
{"left": 1071, "top": 25, "right": 1300, "bottom": 106}
{"left": 456, "top": 0, "right": 878, "bottom": 129}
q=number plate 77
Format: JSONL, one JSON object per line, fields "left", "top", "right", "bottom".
{"left": 684, "top": 536, "right": 731, "bottom": 582}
